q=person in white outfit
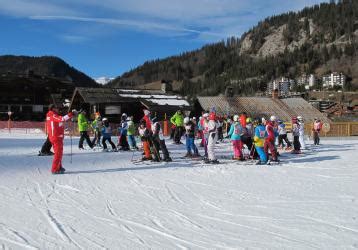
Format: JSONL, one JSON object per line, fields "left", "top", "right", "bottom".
{"left": 297, "top": 116, "right": 306, "bottom": 150}
{"left": 206, "top": 112, "right": 219, "bottom": 164}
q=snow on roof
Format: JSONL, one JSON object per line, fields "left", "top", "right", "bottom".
{"left": 116, "top": 89, "right": 141, "bottom": 93}
{"left": 148, "top": 99, "right": 190, "bottom": 106}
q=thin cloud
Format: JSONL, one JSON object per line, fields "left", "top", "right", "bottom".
{"left": 29, "top": 15, "right": 225, "bottom": 38}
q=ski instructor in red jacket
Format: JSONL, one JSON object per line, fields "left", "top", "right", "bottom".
{"left": 46, "top": 104, "right": 75, "bottom": 174}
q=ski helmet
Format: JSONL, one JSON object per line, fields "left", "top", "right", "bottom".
{"left": 102, "top": 117, "right": 108, "bottom": 122}
{"left": 209, "top": 112, "right": 216, "bottom": 121}
{"left": 246, "top": 117, "right": 252, "bottom": 123}
{"left": 233, "top": 115, "right": 239, "bottom": 122}
{"left": 297, "top": 116, "right": 303, "bottom": 122}
{"left": 184, "top": 117, "right": 190, "bottom": 124}
{"left": 270, "top": 115, "right": 277, "bottom": 122}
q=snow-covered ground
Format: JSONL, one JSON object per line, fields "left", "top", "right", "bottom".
{"left": 0, "top": 134, "right": 358, "bottom": 249}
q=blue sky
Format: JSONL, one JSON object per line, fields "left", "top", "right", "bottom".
{"left": 0, "top": 0, "right": 328, "bottom": 79}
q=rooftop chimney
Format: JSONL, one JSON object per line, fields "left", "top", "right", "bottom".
{"left": 272, "top": 88, "right": 279, "bottom": 99}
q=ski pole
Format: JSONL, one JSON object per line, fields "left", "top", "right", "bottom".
{"left": 70, "top": 120, "right": 73, "bottom": 164}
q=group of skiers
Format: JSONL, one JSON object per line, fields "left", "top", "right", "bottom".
{"left": 42, "top": 103, "right": 323, "bottom": 174}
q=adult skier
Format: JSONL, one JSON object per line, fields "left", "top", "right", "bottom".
{"left": 78, "top": 109, "right": 94, "bottom": 150}
{"left": 46, "top": 104, "right": 75, "bottom": 174}
{"left": 170, "top": 110, "right": 184, "bottom": 144}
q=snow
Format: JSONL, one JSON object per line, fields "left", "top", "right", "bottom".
{"left": 147, "top": 99, "right": 190, "bottom": 106}
{"left": 1, "top": 134, "right": 358, "bottom": 249}
{"left": 95, "top": 77, "right": 114, "bottom": 85}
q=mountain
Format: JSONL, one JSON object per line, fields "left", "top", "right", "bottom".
{"left": 108, "top": 0, "right": 358, "bottom": 96}
{"left": 95, "top": 76, "right": 114, "bottom": 85}
{"left": 0, "top": 55, "right": 98, "bottom": 87}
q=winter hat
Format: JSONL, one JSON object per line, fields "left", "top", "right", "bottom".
{"left": 122, "top": 113, "right": 127, "bottom": 117}
{"left": 233, "top": 115, "right": 239, "bottom": 122}
{"left": 184, "top": 117, "right": 190, "bottom": 124}
{"left": 143, "top": 109, "right": 150, "bottom": 116}
{"left": 209, "top": 112, "right": 216, "bottom": 121}
{"left": 102, "top": 117, "right": 108, "bottom": 122}
{"left": 270, "top": 115, "right": 277, "bottom": 122}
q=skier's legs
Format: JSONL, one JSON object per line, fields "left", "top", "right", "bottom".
{"left": 51, "top": 139, "right": 63, "bottom": 173}
{"left": 278, "top": 135, "right": 284, "bottom": 148}
{"left": 293, "top": 136, "right": 301, "bottom": 151}
{"left": 108, "top": 138, "right": 116, "bottom": 150}
{"left": 207, "top": 135, "right": 217, "bottom": 160}
{"left": 102, "top": 138, "right": 108, "bottom": 149}
{"left": 41, "top": 136, "right": 52, "bottom": 154}
{"left": 185, "top": 136, "right": 191, "bottom": 153}
{"left": 142, "top": 141, "right": 152, "bottom": 159}
{"left": 152, "top": 138, "right": 161, "bottom": 161}
{"left": 255, "top": 146, "right": 267, "bottom": 163}
{"left": 283, "top": 134, "right": 291, "bottom": 147}
{"left": 299, "top": 135, "right": 306, "bottom": 149}
{"left": 79, "top": 132, "right": 85, "bottom": 148}
{"left": 159, "top": 140, "right": 170, "bottom": 159}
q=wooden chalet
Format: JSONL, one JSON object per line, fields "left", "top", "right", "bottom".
{"left": 69, "top": 87, "right": 191, "bottom": 122}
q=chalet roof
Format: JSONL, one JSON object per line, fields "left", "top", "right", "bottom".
{"left": 197, "top": 96, "right": 330, "bottom": 123}
{"left": 71, "top": 87, "right": 191, "bottom": 111}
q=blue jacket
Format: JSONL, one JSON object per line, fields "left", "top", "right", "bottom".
{"left": 102, "top": 125, "right": 112, "bottom": 139}
{"left": 254, "top": 125, "right": 267, "bottom": 147}
{"left": 228, "top": 122, "right": 243, "bottom": 140}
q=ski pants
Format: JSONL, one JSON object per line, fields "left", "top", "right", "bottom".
{"left": 255, "top": 146, "right": 267, "bottom": 163}
{"left": 207, "top": 133, "right": 217, "bottom": 160}
{"left": 127, "top": 135, "right": 137, "bottom": 149}
{"left": 174, "top": 126, "right": 183, "bottom": 143}
{"left": 102, "top": 137, "right": 116, "bottom": 150}
{"left": 293, "top": 136, "right": 301, "bottom": 151}
{"left": 313, "top": 131, "right": 320, "bottom": 145}
{"left": 142, "top": 141, "right": 151, "bottom": 159}
{"left": 264, "top": 139, "right": 277, "bottom": 161}
{"left": 41, "top": 136, "right": 52, "bottom": 154}
{"left": 119, "top": 132, "right": 129, "bottom": 150}
{"left": 232, "top": 140, "right": 243, "bottom": 159}
{"left": 186, "top": 136, "right": 198, "bottom": 155}
{"left": 152, "top": 138, "right": 170, "bottom": 161}
{"left": 203, "top": 135, "right": 208, "bottom": 157}
{"left": 50, "top": 138, "right": 63, "bottom": 173}
{"left": 92, "top": 131, "right": 101, "bottom": 146}
{"left": 278, "top": 134, "right": 291, "bottom": 148}
{"left": 79, "top": 131, "right": 93, "bottom": 149}
{"left": 299, "top": 134, "right": 306, "bottom": 150}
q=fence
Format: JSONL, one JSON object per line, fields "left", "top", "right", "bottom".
{"left": 0, "top": 120, "right": 172, "bottom": 137}
{"left": 1, "top": 120, "right": 358, "bottom": 137}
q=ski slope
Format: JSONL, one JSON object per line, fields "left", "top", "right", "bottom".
{"left": 0, "top": 134, "right": 358, "bottom": 249}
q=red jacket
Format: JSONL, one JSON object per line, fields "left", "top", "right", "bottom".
{"left": 142, "top": 115, "right": 152, "bottom": 130}
{"left": 265, "top": 121, "right": 275, "bottom": 142}
{"left": 240, "top": 115, "right": 247, "bottom": 128}
{"left": 46, "top": 111, "right": 73, "bottom": 141}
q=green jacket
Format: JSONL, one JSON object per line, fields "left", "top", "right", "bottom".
{"left": 78, "top": 113, "right": 89, "bottom": 132}
{"left": 127, "top": 121, "right": 136, "bottom": 136}
{"left": 170, "top": 112, "right": 184, "bottom": 127}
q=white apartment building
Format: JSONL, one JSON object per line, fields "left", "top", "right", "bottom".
{"left": 267, "top": 77, "right": 294, "bottom": 96}
{"left": 322, "top": 72, "right": 346, "bottom": 88}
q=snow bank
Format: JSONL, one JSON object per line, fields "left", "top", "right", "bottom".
{"left": 0, "top": 136, "right": 357, "bottom": 249}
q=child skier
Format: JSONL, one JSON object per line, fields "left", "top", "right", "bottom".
{"left": 253, "top": 118, "right": 268, "bottom": 165}
{"left": 127, "top": 116, "right": 138, "bottom": 150}
{"left": 263, "top": 116, "right": 278, "bottom": 162}
{"left": 312, "top": 118, "right": 323, "bottom": 145}
{"left": 184, "top": 117, "right": 200, "bottom": 158}
{"left": 91, "top": 112, "right": 102, "bottom": 147}
{"left": 277, "top": 119, "right": 292, "bottom": 150}
{"left": 151, "top": 118, "right": 172, "bottom": 162}
{"left": 101, "top": 118, "right": 117, "bottom": 152}
{"left": 291, "top": 116, "right": 301, "bottom": 154}
{"left": 138, "top": 119, "right": 152, "bottom": 161}
{"left": 206, "top": 112, "right": 219, "bottom": 164}
{"left": 297, "top": 116, "right": 306, "bottom": 150}
{"left": 118, "top": 113, "right": 130, "bottom": 151}
{"left": 228, "top": 115, "right": 244, "bottom": 160}
{"left": 201, "top": 113, "right": 209, "bottom": 159}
